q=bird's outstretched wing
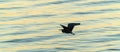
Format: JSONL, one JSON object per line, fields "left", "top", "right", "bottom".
{"left": 68, "top": 23, "right": 80, "bottom": 31}
{"left": 60, "top": 24, "right": 68, "bottom": 29}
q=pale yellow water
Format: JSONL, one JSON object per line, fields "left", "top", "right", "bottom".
{"left": 0, "top": 0, "right": 120, "bottom": 52}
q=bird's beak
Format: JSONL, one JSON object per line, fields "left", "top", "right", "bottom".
{"left": 58, "top": 29, "right": 62, "bottom": 31}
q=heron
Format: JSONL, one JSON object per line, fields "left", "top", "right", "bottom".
{"left": 60, "top": 23, "right": 80, "bottom": 35}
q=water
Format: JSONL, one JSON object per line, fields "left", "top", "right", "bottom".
{"left": 0, "top": 0, "right": 120, "bottom": 52}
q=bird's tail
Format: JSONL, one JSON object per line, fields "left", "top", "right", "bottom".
{"left": 71, "top": 33, "right": 75, "bottom": 35}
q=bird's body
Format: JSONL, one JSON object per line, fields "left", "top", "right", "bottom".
{"left": 60, "top": 23, "right": 80, "bottom": 35}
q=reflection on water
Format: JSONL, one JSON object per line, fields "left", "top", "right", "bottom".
{"left": 0, "top": 0, "right": 120, "bottom": 52}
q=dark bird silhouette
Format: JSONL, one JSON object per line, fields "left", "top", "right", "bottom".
{"left": 60, "top": 23, "right": 80, "bottom": 35}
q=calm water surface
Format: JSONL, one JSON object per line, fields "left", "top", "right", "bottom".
{"left": 0, "top": 0, "right": 120, "bottom": 52}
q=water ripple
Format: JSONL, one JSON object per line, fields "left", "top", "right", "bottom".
{"left": 33, "top": 0, "right": 81, "bottom": 6}
{"left": 72, "top": 8, "right": 120, "bottom": 15}
{"left": 0, "top": 14, "right": 56, "bottom": 21}
{"left": 76, "top": 0, "right": 120, "bottom": 6}
{"left": 1, "top": 34, "right": 64, "bottom": 43}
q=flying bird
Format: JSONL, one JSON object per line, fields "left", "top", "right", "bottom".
{"left": 60, "top": 23, "right": 80, "bottom": 35}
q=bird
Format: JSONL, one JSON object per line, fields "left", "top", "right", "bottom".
{"left": 60, "top": 23, "right": 80, "bottom": 35}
